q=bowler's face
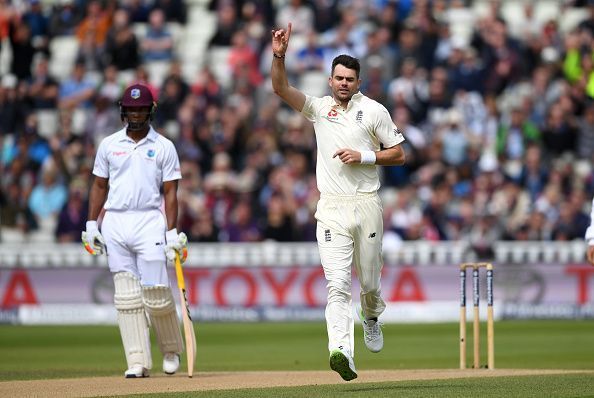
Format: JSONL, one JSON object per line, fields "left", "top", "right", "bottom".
{"left": 329, "top": 64, "right": 360, "bottom": 104}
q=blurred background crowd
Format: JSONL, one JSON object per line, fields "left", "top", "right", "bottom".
{"left": 0, "top": 0, "right": 593, "bottom": 257}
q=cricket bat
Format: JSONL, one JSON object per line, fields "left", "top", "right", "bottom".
{"left": 174, "top": 251, "right": 197, "bottom": 377}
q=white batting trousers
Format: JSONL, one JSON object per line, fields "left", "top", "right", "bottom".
{"left": 315, "top": 192, "right": 386, "bottom": 356}
{"left": 101, "top": 209, "right": 169, "bottom": 286}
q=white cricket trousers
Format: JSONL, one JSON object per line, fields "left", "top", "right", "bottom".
{"left": 101, "top": 209, "right": 169, "bottom": 286}
{"left": 315, "top": 192, "right": 386, "bottom": 356}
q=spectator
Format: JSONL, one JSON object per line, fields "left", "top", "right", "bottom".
{"left": 155, "top": 74, "right": 185, "bottom": 127}
{"left": 0, "top": 74, "right": 27, "bottom": 135}
{"left": 576, "top": 101, "right": 594, "bottom": 160}
{"left": 21, "top": 0, "right": 49, "bottom": 53}
{"left": 76, "top": 29, "right": 105, "bottom": 72}
{"left": 203, "top": 152, "right": 237, "bottom": 228}
{"left": 208, "top": 2, "right": 239, "bottom": 47}
{"left": 552, "top": 196, "right": 589, "bottom": 241}
{"left": 491, "top": 177, "right": 531, "bottom": 238}
{"left": 448, "top": 45, "right": 485, "bottom": 94}
{"left": 9, "top": 19, "right": 36, "bottom": 80}
{"left": 96, "top": 64, "right": 123, "bottom": 102}
{"left": 104, "top": 8, "right": 140, "bottom": 71}
{"left": 275, "top": 0, "right": 314, "bottom": 35}
{"left": 541, "top": 102, "right": 578, "bottom": 157}
{"left": 418, "top": 67, "right": 453, "bottom": 127}
{"left": 262, "top": 193, "right": 295, "bottom": 241}
{"left": 393, "top": 23, "right": 423, "bottom": 75}
{"left": 475, "top": 16, "right": 524, "bottom": 95}
{"left": 386, "top": 186, "right": 422, "bottom": 239}
{"left": 58, "top": 61, "right": 96, "bottom": 109}
{"left": 185, "top": 206, "right": 219, "bottom": 242}
{"left": 228, "top": 29, "right": 263, "bottom": 87}
{"left": 55, "top": 179, "right": 87, "bottom": 242}
{"left": 310, "top": 0, "right": 340, "bottom": 33}
{"left": 49, "top": 0, "right": 82, "bottom": 37}
{"left": 190, "top": 67, "right": 223, "bottom": 107}
{"left": 436, "top": 109, "right": 471, "bottom": 167}
{"left": 496, "top": 104, "right": 541, "bottom": 162}
{"left": 468, "top": 211, "right": 501, "bottom": 260}
{"left": 0, "top": 181, "right": 37, "bottom": 232}
{"left": 294, "top": 31, "right": 325, "bottom": 73}
{"left": 157, "top": 60, "right": 189, "bottom": 123}
{"left": 517, "top": 144, "right": 549, "bottom": 201}
{"left": 221, "top": 200, "right": 261, "bottom": 242}
{"left": 26, "top": 55, "right": 59, "bottom": 109}
{"left": 433, "top": 21, "right": 455, "bottom": 66}
{"left": 28, "top": 166, "right": 67, "bottom": 222}
{"left": 519, "top": 210, "right": 552, "bottom": 240}
{"left": 84, "top": 95, "right": 121, "bottom": 147}
{"left": 75, "top": 0, "right": 112, "bottom": 48}
{"left": 141, "top": 8, "right": 174, "bottom": 62}
{"left": 360, "top": 27, "right": 396, "bottom": 84}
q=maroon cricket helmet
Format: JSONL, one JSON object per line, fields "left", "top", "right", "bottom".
{"left": 120, "top": 84, "right": 154, "bottom": 107}
{"left": 119, "top": 83, "right": 156, "bottom": 130}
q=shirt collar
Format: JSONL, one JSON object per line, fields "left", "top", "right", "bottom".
{"left": 146, "top": 127, "right": 158, "bottom": 142}
{"left": 116, "top": 126, "right": 158, "bottom": 143}
{"left": 348, "top": 92, "right": 363, "bottom": 110}
{"left": 116, "top": 128, "right": 129, "bottom": 142}
{"left": 332, "top": 91, "right": 364, "bottom": 110}
{"left": 351, "top": 92, "right": 363, "bottom": 102}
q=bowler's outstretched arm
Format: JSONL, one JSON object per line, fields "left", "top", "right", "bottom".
{"left": 271, "top": 23, "right": 306, "bottom": 112}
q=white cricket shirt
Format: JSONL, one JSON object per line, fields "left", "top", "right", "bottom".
{"left": 301, "top": 91, "right": 405, "bottom": 195}
{"left": 93, "top": 127, "right": 181, "bottom": 211}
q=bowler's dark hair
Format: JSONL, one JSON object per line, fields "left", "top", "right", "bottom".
{"left": 331, "top": 54, "right": 360, "bottom": 79}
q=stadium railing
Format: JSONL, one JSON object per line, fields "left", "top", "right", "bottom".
{"left": 0, "top": 241, "right": 587, "bottom": 269}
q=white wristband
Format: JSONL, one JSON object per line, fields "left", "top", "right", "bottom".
{"left": 360, "top": 150, "right": 376, "bottom": 165}
{"left": 86, "top": 220, "right": 98, "bottom": 230}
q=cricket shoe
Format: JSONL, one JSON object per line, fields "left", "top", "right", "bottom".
{"left": 124, "top": 365, "right": 149, "bottom": 378}
{"left": 359, "top": 307, "right": 383, "bottom": 353}
{"left": 163, "top": 353, "right": 180, "bottom": 375}
{"left": 329, "top": 347, "right": 357, "bottom": 381}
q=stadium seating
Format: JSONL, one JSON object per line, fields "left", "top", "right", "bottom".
{"left": 48, "top": 36, "right": 79, "bottom": 81}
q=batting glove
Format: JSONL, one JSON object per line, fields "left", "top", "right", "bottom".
{"left": 82, "top": 221, "right": 106, "bottom": 255}
{"left": 165, "top": 228, "right": 188, "bottom": 263}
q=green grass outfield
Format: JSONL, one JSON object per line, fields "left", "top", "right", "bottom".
{"left": 1, "top": 320, "right": 594, "bottom": 397}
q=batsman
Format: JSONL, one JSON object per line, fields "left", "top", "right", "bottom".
{"left": 82, "top": 83, "right": 189, "bottom": 378}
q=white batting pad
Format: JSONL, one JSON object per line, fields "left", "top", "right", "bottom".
{"left": 142, "top": 286, "right": 183, "bottom": 354}
{"left": 113, "top": 272, "right": 152, "bottom": 370}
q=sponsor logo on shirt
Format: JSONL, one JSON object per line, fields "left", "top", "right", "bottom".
{"left": 147, "top": 149, "right": 155, "bottom": 158}
{"left": 324, "top": 109, "right": 339, "bottom": 122}
{"left": 325, "top": 229, "right": 331, "bottom": 242}
{"left": 368, "top": 232, "right": 376, "bottom": 238}
{"left": 356, "top": 110, "right": 363, "bottom": 122}
{"left": 112, "top": 151, "right": 128, "bottom": 156}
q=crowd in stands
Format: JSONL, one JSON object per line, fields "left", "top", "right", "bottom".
{"left": 1, "top": 0, "right": 594, "bottom": 258}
